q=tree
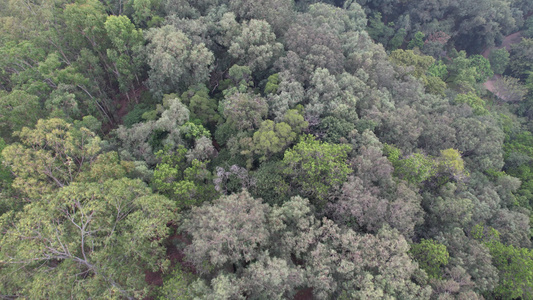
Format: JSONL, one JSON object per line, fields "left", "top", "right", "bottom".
{"left": 252, "top": 109, "right": 308, "bottom": 161}
{"left": 407, "top": 31, "right": 425, "bottom": 49}
{"left": 264, "top": 73, "right": 280, "bottom": 95}
{"left": 393, "top": 152, "right": 437, "bottom": 185}
{"left": 152, "top": 146, "right": 216, "bottom": 209}
{"left": 181, "top": 85, "right": 222, "bottom": 128}
{"left": 473, "top": 225, "right": 533, "bottom": 299}
{"left": 453, "top": 117, "right": 504, "bottom": 172}
{"left": 282, "top": 135, "right": 352, "bottom": 207}
{"left": 182, "top": 190, "right": 271, "bottom": 274}
{"left": 184, "top": 192, "right": 430, "bottom": 299}
{"left": 253, "top": 120, "right": 296, "bottom": 162}
{"left": 304, "top": 69, "right": 360, "bottom": 124}
{"left": 427, "top": 60, "right": 448, "bottom": 79}
{"left": 250, "top": 161, "right": 290, "bottom": 206}
{"left": 490, "top": 208, "right": 531, "bottom": 248}
{"left": 104, "top": 15, "right": 144, "bottom": 93}
{"left": 410, "top": 239, "right": 449, "bottom": 279}
{"left": 0, "top": 178, "right": 177, "bottom": 299}
{"left": 488, "top": 48, "right": 510, "bottom": 75}
{"left": 454, "top": 92, "right": 488, "bottom": 115}
{"left": 489, "top": 242, "right": 533, "bottom": 299}
{"left": 145, "top": 25, "right": 214, "bottom": 96}
{"left": 227, "top": 0, "right": 295, "bottom": 36}
{"left": 319, "top": 116, "right": 356, "bottom": 143}
{"left": 0, "top": 90, "right": 42, "bottom": 141}
{"left": 446, "top": 51, "right": 478, "bottom": 92}
{"left": 492, "top": 76, "right": 528, "bottom": 103}
{"left": 115, "top": 96, "right": 191, "bottom": 165}
{"left": 389, "top": 49, "right": 435, "bottom": 79}
{"left": 284, "top": 17, "right": 344, "bottom": 80}
{"left": 524, "top": 16, "right": 533, "bottom": 38}
{"left": 436, "top": 148, "right": 468, "bottom": 183}
{"left": 509, "top": 38, "right": 533, "bottom": 80}
{"left": 2, "top": 118, "right": 101, "bottom": 199}
{"left": 469, "top": 55, "right": 494, "bottom": 83}
{"left": 63, "top": 0, "right": 109, "bottom": 54}
{"left": 131, "top": 0, "right": 164, "bottom": 27}
{"left": 158, "top": 267, "right": 196, "bottom": 300}
{"left": 227, "top": 19, "right": 283, "bottom": 73}
{"left": 221, "top": 92, "right": 268, "bottom": 131}
{"left": 438, "top": 228, "right": 498, "bottom": 293}
{"left": 329, "top": 133, "right": 424, "bottom": 238}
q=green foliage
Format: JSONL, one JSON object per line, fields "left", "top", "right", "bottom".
{"left": 509, "top": 38, "right": 533, "bottom": 81}
{"left": 131, "top": 0, "right": 163, "bottom": 27}
{"left": 504, "top": 130, "right": 533, "bottom": 209}
{"left": 489, "top": 48, "right": 510, "bottom": 74}
{"left": 63, "top": 0, "right": 108, "bottom": 52}
{"left": 410, "top": 239, "right": 449, "bottom": 279}
{"left": 152, "top": 146, "right": 215, "bottom": 209}
{"left": 407, "top": 31, "right": 425, "bottom": 50}
{"left": 395, "top": 153, "right": 437, "bottom": 185}
{"left": 389, "top": 49, "right": 435, "bottom": 78}
{"left": 253, "top": 120, "right": 297, "bottom": 162}
{"left": 0, "top": 90, "right": 42, "bottom": 141}
{"left": 447, "top": 51, "right": 478, "bottom": 92}
{"left": 219, "top": 65, "right": 254, "bottom": 96}
{"left": 0, "top": 178, "right": 178, "bottom": 299}
{"left": 473, "top": 225, "right": 533, "bottom": 299}
{"left": 427, "top": 60, "right": 448, "bottom": 79}
{"left": 454, "top": 92, "right": 489, "bottom": 115}
{"left": 469, "top": 55, "right": 494, "bottom": 83}
{"left": 227, "top": 19, "right": 283, "bottom": 72}
{"left": 183, "top": 192, "right": 430, "bottom": 299}
{"left": 264, "top": 73, "right": 280, "bottom": 95}
{"left": 115, "top": 96, "right": 190, "bottom": 165}
{"left": 366, "top": 12, "right": 402, "bottom": 49}
{"left": 183, "top": 190, "right": 271, "bottom": 273}
{"left": 493, "top": 75, "right": 528, "bottom": 103}
{"left": 158, "top": 267, "right": 196, "bottom": 300}
{"left": 383, "top": 143, "right": 401, "bottom": 165}
{"left": 424, "top": 76, "right": 447, "bottom": 95}
{"left": 221, "top": 92, "right": 268, "bottom": 131}
{"left": 145, "top": 25, "right": 214, "bottom": 96}
{"left": 181, "top": 85, "right": 222, "bottom": 127}
{"left": 2, "top": 118, "right": 101, "bottom": 198}
{"left": 438, "top": 149, "right": 467, "bottom": 177}
{"left": 104, "top": 15, "right": 144, "bottom": 93}
{"left": 385, "top": 144, "right": 435, "bottom": 184}
{"left": 282, "top": 135, "right": 352, "bottom": 207}
{"left": 0, "top": 138, "right": 13, "bottom": 190}
{"left": 252, "top": 109, "right": 307, "bottom": 162}
{"left": 386, "top": 145, "right": 467, "bottom": 185}
{"left": 3, "top": 0, "right": 533, "bottom": 297}
{"left": 389, "top": 28, "right": 406, "bottom": 50}
{"left": 525, "top": 16, "right": 533, "bottom": 38}
{"left": 250, "top": 161, "right": 290, "bottom": 206}
{"left": 180, "top": 122, "right": 211, "bottom": 141}
{"left": 123, "top": 103, "right": 153, "bottom": 127}
{"left": 319, "top": 116, "right": 355, "bottom": 143}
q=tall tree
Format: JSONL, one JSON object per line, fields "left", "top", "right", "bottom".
{"left": 0, "top": 178, "right": 177, "bottom": 299}
{"left": 2, "top": 118, "right": 101, "bottom": 199}
{"left": 282, "top": 135, "right": 352, "bottom": 208}
{"left": 145, "top": 25, "right": 214, "bottom": 97}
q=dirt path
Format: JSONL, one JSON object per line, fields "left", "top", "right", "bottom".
{"left": 482, "top": 31, "right": 523, "bottom": 93}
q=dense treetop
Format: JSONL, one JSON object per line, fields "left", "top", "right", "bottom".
{"left": 1, "top": 0, "right": 533, "bottom": 299}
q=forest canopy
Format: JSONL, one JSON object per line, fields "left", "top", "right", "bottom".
{"left": 1, "top": 0, "right": 533, "bottom": 299}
